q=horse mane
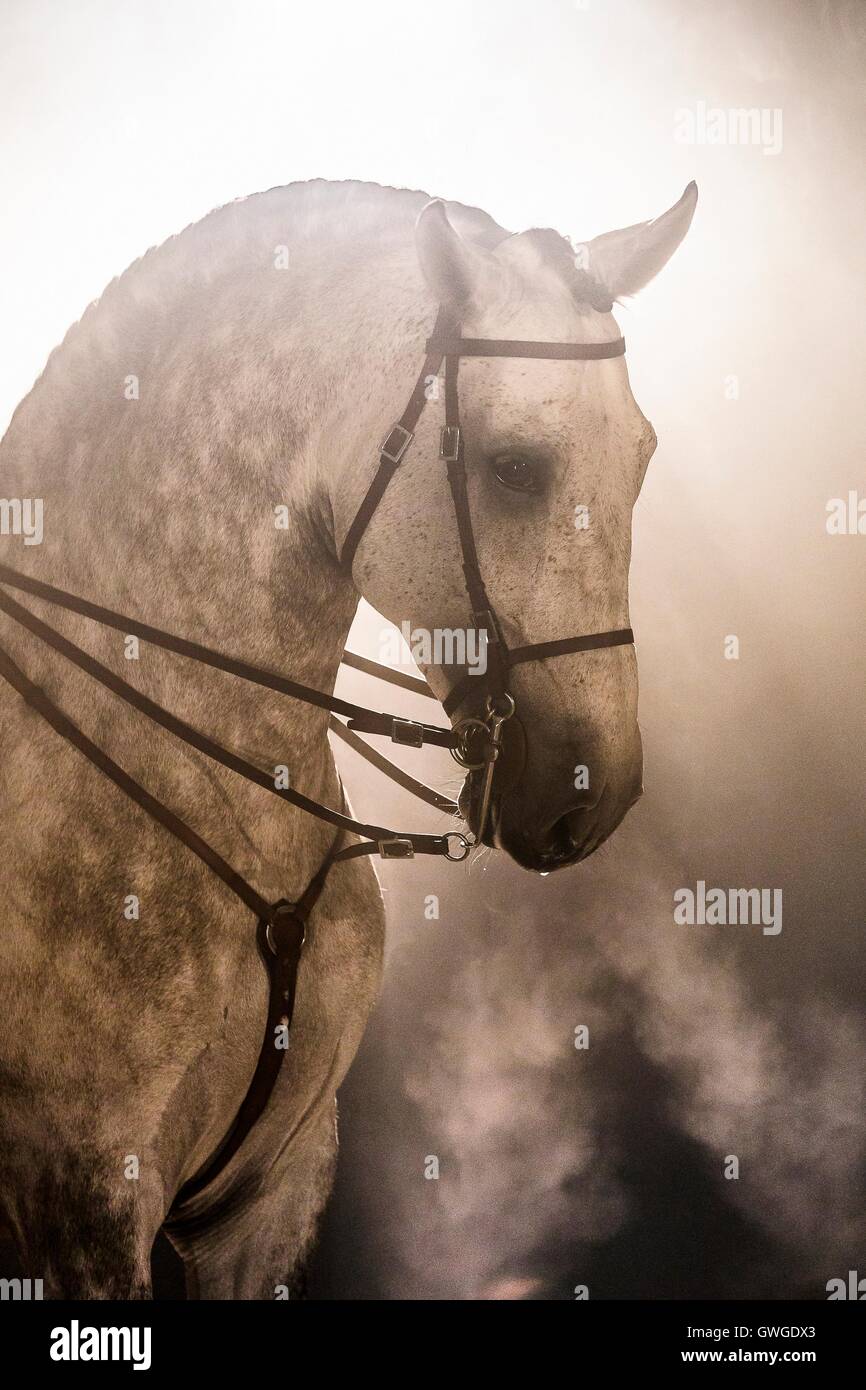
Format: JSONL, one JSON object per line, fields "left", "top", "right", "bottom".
{"left": 29, "top": 180, "right": 510, "bottom": 396}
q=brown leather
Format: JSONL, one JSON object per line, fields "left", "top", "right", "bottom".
{"left": 340, "top": 305, "right": 452, "bottom": 573}
{"left": 340, "top": 648, "right": 431, "bottom": 698}
{"left": 172, "top": 837, "right": 342, "bottom": 1207}
{"left": 441, "top": 344, "right": 510, "bottom": 702}
{"left": 0, "top": 640, "right": 275, "bottom": 923}
{"left": 0, "top": 561, "right": 454, "bottom": 750}
{"left": 0, "top": 580, "right": 457, "bottom": 859}
{"left": 0, "top": 622, "right": 346, "bottom": 1204}
{"left": 442, "top": 628, "right": 636, "bottom": 717}
{"left": 337, "top": 309, "right": 633, "bottom": 725}
{"left": 329, "top": 716, "right": 458, "bottom": 814}
{"left": 426, "top": 334, "right": 626, "bottom": 360}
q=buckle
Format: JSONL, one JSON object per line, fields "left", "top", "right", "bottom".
{"left": 378, "top": 837, "right": 415, "bottom": 859}
{"left": 473, "top": 609, "right": 500, "bottom": 645}
{"left": 380, "top": 424, "right": 414, "bottom": 464}
{"left": 439, "top": 425, "right": 461, "bottom": 462}
{"left": 391, "top": 717, "right": 424, "bottom": 748}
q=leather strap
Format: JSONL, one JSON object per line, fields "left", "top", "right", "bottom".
{"left": 441, "top": 346, "right": 512, "bottom": 702}
{"left": 508, "top": 628, "right": 635, "bottom": 666}
{"left": 0, "top": 614, "right": 448, "bottom": 1212}
{"left": 0, "top": 584, "right": 460, "bottom": 860}
{"left": 0, "top": 639, "right": 275, "bottom": 923}
{"left": 426, "top": 335, "right": 626, "bottom": 360}
{"left": 329, "top": 716, "right": 458, "bottom": 815}
{"left": 0, "top": 562, "right": 455, "bottom": 751}
{"left": 172, "top": 831, "right": 343, "bottom": 1207}
{"left": 340, "top": 306, "right": 450, "bottom": 573}
{"left": 340, "top": 648, "right": 433, "bottom": 700}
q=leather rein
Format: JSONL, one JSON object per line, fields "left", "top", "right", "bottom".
{"left": 0, "top": 304, "right": 632, "bottom": 1206}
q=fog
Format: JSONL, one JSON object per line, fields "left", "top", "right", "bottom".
{"left": 2, "top": 0, "right": 863, "bottom": 1298}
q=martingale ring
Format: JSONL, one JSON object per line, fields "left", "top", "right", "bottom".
{"left": 450, "top": 716, "right": 490, "bottom": 770}
{"left": 444, "top": 831, "right": 472, "bottom": 861}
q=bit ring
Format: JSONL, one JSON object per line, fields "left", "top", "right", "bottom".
{"left": 450, "top": 716, "right": 490, "bottom": 770}
{"left": 485, "top": 692, "right": 516, "bottom": 721}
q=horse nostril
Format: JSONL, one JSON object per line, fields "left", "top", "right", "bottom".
{"left": 538, "top": 808, "right": 589, "bottom": 864}
{"left": 531, "top": 783, "right": 604, "bottom": 860}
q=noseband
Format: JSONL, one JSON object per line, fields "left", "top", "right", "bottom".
{"left": 0, "top": 304, "right": 632, "bottom": 1204}
{"left": 341, "top": 306, "right": 632, "bottom": 842}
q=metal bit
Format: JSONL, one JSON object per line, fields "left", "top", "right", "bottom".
{"left": 475, "top": 694, "right": 515, "bottom": 843}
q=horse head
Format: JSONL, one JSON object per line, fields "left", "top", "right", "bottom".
{"left": 344, "top": 184, "right": 697, "bottom": 871}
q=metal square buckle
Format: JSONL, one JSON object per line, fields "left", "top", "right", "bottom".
{"left": 439, "top": 425, "right": 461, "bottom": 462}
{"left": 380, "top": 424, "right": 414, "bottom": 464}
{"left": 391, "top": 717, "right": 424, "bottom": 748}
{"left": 378, "top": 837, "right": 415, "bottom": 859}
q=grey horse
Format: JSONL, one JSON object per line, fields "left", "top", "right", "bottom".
{"left": 0, "top": 179, "right": 696, "bottom": 1297}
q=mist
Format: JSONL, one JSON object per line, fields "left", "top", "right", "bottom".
{"left": 310, "top": 1, "right": 866, "bottom": 1299}
{"left": 1, "top": 0, "right": 863, "bottom": 1300}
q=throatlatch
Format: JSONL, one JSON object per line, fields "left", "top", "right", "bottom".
{"left": 0, "top": 304, "right": 632, "bottom": 1203}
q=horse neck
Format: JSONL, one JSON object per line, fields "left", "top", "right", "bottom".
{"left": 0, "top": 231, "right": 434, "bottom": 830}
{"left": 1, "top": 216, "right": 433, "bottom": 661}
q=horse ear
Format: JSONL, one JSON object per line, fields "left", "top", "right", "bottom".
{"left": 415, "top": 200, "right": 497, "bottom": 315}
{"left": 584, "top": 182, "right": 698, "bottom": 300}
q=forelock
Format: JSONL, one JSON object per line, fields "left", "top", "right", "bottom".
{"left": 505, "top": 227, "right": 613, "bottom": 313}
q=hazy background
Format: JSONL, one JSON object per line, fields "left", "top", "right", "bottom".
{"left": 1, "top": 0, "right": 864, "bottom": 1299}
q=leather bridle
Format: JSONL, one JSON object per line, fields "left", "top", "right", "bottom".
{"left": 0, "top": 304, "right": 633, "bottom": 1206}
{"left": 341, "top": 306, "right": 632, "bottom": 841}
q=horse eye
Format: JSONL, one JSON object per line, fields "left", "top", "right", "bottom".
{"left": 489, "top": 452, "right": 541, "bottom": 494}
